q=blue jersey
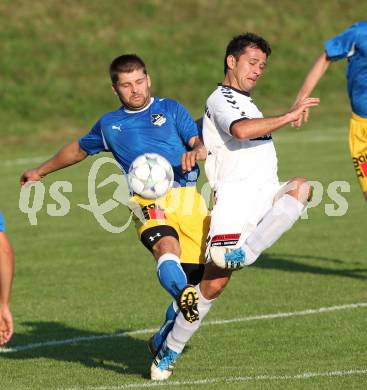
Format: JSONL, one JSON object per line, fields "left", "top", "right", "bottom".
{"left": 324, "top": 21, "right": 367, "bottom": 117}
{"left": 0, "top": 212, "right": 5, "bottom": 232}
{"left": 79, "top": 97, "right": 200, "bottom": 186}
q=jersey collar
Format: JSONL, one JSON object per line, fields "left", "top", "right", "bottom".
{"left": 218, "top": 83, "right": 250, "bottom": 97}
{"left": 123, "top": 97, "right": 154, "bottom": 114}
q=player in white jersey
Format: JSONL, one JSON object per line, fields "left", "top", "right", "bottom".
{"left": 203, "top": 83, "right": 279, "bottom": 255}
{"left": 205, "top": 33, "right": 319, "bottom": 269}
{"left": 151, "top": 32, "right": 319, "bottom": 381}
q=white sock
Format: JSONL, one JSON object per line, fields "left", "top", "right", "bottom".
{"left": 243, "top": 194, "right": 305, "bottom": 265}
{"left": 166, "top": 284, "right": 215, "bottom": 353}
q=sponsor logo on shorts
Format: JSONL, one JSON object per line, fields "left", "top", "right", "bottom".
{"left": 211, "top": 233, "right": 240, "bottom": 247}
{"left": 149, "top": 232, "right": 162, "bottom": 242}
{"left": 360, "top": 162, "right": 367, "bottom": 177}
{"left": 142, "top": 203, "right": 166, "bottom": 220}
{"left": 352, "top": 153, "right": 367, "bottom": 178}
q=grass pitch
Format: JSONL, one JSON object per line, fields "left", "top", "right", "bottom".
{"left": 1, "top": 1, "right": 367, "bottom": 389}
{"left": 0, "top": 123, "right": 366, "bottom": 390}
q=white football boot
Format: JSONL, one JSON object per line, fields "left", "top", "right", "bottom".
{"left": 151, "top": 341, "right": 181, "bottom": 381}
{"left": 210, "top": 246, "right": 246, "bottom": 270}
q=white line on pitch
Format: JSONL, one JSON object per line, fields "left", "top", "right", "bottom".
{"left": 0, "top": 128, "right": 346, "bottom": 168}
{"left": 207, "top": 302, "right": 367, "bottom": 325}
{"left": 61, "top": 368, "right": 367, "bottom": 390}
{"left": 0, "top": 302, "right": 366, "bottom": 354}
{"left": 2, "top": 156, "right": 48, "bottom": 167}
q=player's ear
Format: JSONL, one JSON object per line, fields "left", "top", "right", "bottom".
{"left": 111, "top": 84, "right": 118, "bottom": 96}
{"left": 226, "top": 55, "right": 236, "bottom": 71}
{"left": 147, "top": 74, "right": 151, "bottom": 89}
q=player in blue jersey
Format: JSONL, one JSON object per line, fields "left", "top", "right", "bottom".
{"left": 20, "top": 54, "right": 209, "bottom": 365}
{"left": 0, "top": 212, "right": 15, "bottom": 346}
{"left": 293, "top": 21, "right": 367, "bottom": 202}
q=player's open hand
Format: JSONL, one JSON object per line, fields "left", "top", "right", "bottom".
{"left": 288, "top": 97, "right": 319, "bottom": 128}
{"left": 181, "top": 147, "right": 207, "bottom": 172}
{"left": 0, "top": 305, "right": 13, "bottom": 346}
{"left": 20, "top": 168, "right": 43, "bottom": 186}
{"left": 292, "top": 108, "right": 309, "bottom": 128}
{"left": 291, "top": 99, "right": 309, "bottom": 128}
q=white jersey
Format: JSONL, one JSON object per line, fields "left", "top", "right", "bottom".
{"left": 203, "top": 84, "right": 278, "bottom": 188}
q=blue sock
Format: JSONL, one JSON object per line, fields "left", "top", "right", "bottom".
{"left": 157, "top": 254, "right": 187, "bottom": 300}
{"left": 152, "top": 301, "right": 179, "bottom": 351}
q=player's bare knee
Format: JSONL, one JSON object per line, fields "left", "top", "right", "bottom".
{"left": 363, "top": 192, "right": 367, "bottom": 203}
{"left": 286, "top": 176, "right": 311, "bottom": 204}
{"left": 152, "top": 236, "right": 181, "bottom": 259}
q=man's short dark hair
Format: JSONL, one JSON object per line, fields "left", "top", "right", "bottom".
{"left": 224, "top": 33, "right": 271, "bottom": 74}
{"left": 109, "top": 54, "right": 147, "bottom": 84}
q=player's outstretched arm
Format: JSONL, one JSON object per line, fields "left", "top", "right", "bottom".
{"left": 20, "top": 140, "right": 88, "bottom": 185}
{"left": 181, "top": 136, "right": 207, "bottom": 172}
{"left": 230, "top": 97, "right": 320, "bottom": 140}
{"left": 292, "top": 52, "right": 332, "bottom": 128}
{"left": 0, "top": 232, "right": 14, "bottom": 346}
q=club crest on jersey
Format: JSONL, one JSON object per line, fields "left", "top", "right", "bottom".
{"left": 151, "top": 113, "right": 166, "bottom": 126}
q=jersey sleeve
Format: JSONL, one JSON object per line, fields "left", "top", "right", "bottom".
{"left": 211, "top": 94, "right": 247, "bottom": 136}
{"left": 174, "top": 101, "right": 200, "bottom": 145}
{"left": 79, "top": 119, "right": 109, "bottom": 155}
{"left": 0, "top": 212, "right": 5, "bottom": 232}
{"left": 324, "top": 23, "right": 359, "bottom": 61}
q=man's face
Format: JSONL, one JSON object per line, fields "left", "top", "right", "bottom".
{"left": 228, "top": 46, "right": 267, "bottom": 92}
{"left": 113, "top": 69, "right": 151, "bottom": 110}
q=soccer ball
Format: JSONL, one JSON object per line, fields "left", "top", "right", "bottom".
{"left": 128, "top": 153, "right": 174, "bottom": 199}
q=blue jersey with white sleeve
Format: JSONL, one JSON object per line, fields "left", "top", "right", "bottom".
{"left": 0, "top": 212, "right": 5, "bottom": 232}
{"left": 324, "top": 21, "right": 367, "bottom": 117}
{"left": 79, "top": 97, "right": 200, "bottom": 186}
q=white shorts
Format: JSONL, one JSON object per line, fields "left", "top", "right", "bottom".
{"left": 205, "top": 179, "right": 282, "bottom": 261}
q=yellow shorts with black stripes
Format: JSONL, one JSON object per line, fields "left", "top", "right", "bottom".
{"left": 128, "top": 187, "right": 210, "bottom": 264}
{"left": 349, "top": 113, "right": 367, "bottom": 192}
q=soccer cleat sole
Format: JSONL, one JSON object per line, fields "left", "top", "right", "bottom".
{"left": 177, "top": 286, "right": 199, "bottom": 323}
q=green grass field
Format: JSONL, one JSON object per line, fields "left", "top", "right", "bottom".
{"left": 1, "top": 1, "right": 367, "bottom": 389}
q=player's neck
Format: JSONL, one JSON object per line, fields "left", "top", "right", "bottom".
{"left": 222, "top": 75, "right": 250, "bottom": 96}
{"left": 220, "top": 78, "right": 250, "bottom": 97}
{"left": 223, "top": 73, "right": 239, "bottom": 89}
